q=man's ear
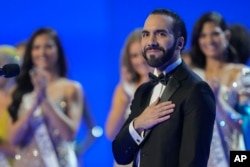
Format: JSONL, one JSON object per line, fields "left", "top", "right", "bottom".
{"left": 225, "top": 29, "right": 231, "bottom": 41}
{"left": 176, "top": 37, "right": 184, "bottom": 50}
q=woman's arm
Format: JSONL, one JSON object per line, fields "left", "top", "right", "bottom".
{"left": 8, "top": 91, "right": 43, "bottom": 145}
{"left": 41, "top": 81, "right": 83, "bottom": 141}
{"left": 0, "top": 142, "right": 17, "bottom": 157}
{"left": 75, "top": 98, "right": 96, "bottom": 155}
{"left": 105, "top": 84, "right": 130, "bottom": 141}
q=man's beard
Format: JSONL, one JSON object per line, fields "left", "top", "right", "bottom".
{"left": 142, "top": 42, "right": 176, "bottom": 68}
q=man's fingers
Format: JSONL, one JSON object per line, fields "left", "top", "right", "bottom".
{"left": 158, "top": 109, "right": 174, "bottom": 118}
{"left": 156, "top": 115, "right": 171, "bottom": 124}
{"left": 155, "top": 101, "right": 174, "bottom": 110}
{"left": 152, "top": 99, "right": 173, "bottom": 107}
{"left": 163, "top": 104, "right": 175, "bottom": 110}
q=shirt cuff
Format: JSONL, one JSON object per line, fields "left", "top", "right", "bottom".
{"left": 129, "top": 120, "right": 144, "bottom": 145}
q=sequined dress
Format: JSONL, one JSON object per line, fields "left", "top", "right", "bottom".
{"left": 208, "top": 85, "right": 245, "bottom": 167}
{"left": 192, "top": 68, "right": 245, "bottom": 167}
{"left": 13, "top": 93, "right": 77, "bottom": 167}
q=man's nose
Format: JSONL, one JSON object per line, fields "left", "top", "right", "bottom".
{"left": 147, "top": 35, "right": 159, "bottom": 47}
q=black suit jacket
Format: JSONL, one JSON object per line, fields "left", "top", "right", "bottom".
{"left": 112, "top": 62, "right": 216, "bottom": 167}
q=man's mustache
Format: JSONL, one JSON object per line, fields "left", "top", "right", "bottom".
{"left": 145, "top": 46, "right": 165, "bottom": 52}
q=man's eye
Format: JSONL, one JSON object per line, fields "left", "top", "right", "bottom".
{"left": 158, "top": 32, "right": 167, "bottom": 37}
{"left": 142, "top": 33, "right": 149, "bottom": 38}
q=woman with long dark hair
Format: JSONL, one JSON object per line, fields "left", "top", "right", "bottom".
{"left": 8, "top": 27, "right": 83, "bottom": 167}
{"left": 190, "top": 12, "right": 247, "bottom": 167}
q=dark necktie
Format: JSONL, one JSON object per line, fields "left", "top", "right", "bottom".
{"left": 148, "top": 72, "right": 169, "bottom": 85}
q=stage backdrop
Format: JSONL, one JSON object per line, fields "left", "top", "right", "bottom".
{"left": 0, "top": 0, "right": 249, "bottom": 166}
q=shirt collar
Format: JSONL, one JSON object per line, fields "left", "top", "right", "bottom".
{"left": 153, "top": 58, "right": 182, "bottom": 76}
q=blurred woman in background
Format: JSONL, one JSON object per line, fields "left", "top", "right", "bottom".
{"left": 8, "top": 28, "right": 83, "bottom": 167}
{"left": 190, "top": 12, "right": 248, "bottom": 167}
{"left": 0, "top": 45, "right": 20, "bottom": 167}
{"left": 105, "top": 28, "right": 152, "bottom": 167}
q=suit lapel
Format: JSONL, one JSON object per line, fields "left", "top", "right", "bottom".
{"left": 160, "top": 76, "right": 180, "bottom": 102}
{"left": 135, "top": 83, "right": 155, "bottom": 117}
{"left": 160, "top": 62, "right": 188, "bottom": 102}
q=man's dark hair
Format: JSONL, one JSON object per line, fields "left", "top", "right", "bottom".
{"left": 151, "top": 8, "right": 187, "bottom": 48}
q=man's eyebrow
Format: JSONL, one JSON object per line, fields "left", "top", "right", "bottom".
{"left": 155, "top": 29, "right": 169, "bottom": 33}
{"left": 141, "top": 29, "right": 170, "bottom": 34}
{"left": 141, "top": 30, "right": 149, "bottom": 34}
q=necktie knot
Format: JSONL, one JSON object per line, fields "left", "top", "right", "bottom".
{"left": 148, "top": 72, "right": 169, "bottom": 85}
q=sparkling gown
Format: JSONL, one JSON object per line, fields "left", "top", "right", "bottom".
{"left": 192, "top": 67, "right": 246, "bottom": 167}
{"left": 13, "top": 93, "right": 77, "bottom": 167}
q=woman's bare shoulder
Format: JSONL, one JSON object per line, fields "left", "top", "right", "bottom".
{"left": 224, "top": 63, "right": 249, "bottom": 84}
{"left": 56, "top": 78, "right": 83, "bottom": 95}
{"left": 227, "top": 63, "right": 248, "bottom": 71}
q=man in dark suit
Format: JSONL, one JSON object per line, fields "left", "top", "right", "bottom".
{"left": 112, "top": 8, "right": 216, "bottom": 167}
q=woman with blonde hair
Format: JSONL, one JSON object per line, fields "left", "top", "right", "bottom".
{"left": 0, "top": 45, "right": 20, "bottom": 167}
{"left": 105, "top": 28, "right": 152, "bottom": 167}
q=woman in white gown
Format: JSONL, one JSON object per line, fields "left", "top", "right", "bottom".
{"left": 8, "top": 28, "right": 83, "bottom": 167}
{"left": 189, "top": 12, "right": 247, "bottom": 167}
